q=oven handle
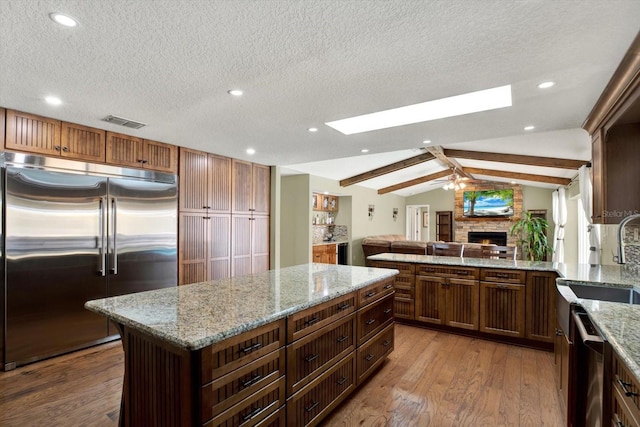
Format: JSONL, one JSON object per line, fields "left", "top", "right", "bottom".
{"left": 573, "top": 311, "right": 604, "bottom": 353}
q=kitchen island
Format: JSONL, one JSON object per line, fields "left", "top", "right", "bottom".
{"left": 85, "top": 263, "right": 398, "bottom": 427}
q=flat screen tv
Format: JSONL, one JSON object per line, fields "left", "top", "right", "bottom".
{"left": 463, "top": 189, "right": 514, "bottom": 217}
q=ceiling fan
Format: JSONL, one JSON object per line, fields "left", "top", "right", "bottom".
{"left": 435, "top": 167, "right": 477, "bottom": 190}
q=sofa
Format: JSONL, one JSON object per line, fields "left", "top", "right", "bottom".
{"left": 362, "top": 235, "right": 498, "bottom": 265}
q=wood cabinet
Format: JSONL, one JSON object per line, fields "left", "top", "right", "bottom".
{"left": 611, "top": 349, "right": 640, "bottom": 427}
{"left": 436, "top": 211, "right": 453, "bottom": 241}
{"left": 525, "top": 271, "right": 557, "bottom": 342}
{"left": 61, "top": 122, "right": 106, "bottom": 162}
{"left": 312, "top": 244, "right": 337, "bottom": 264}
{"left": 232, "top": 159, "right": 270, "bottom": 215}
{"left": 479, "top": 269, "right": 525, "bottom": 338}
{"left": 415, "top": 265, "right": 479, "bottom": 330}
{"left": 106, "top": 131, "right": 177, "bottom": 173}
{"left": 285, "top": 279, "right": 394, "bottom": 426}
{"left": 179, "top": 149, "right": 269, "bottom": 283}
{"left": 368, "top": 261, "right": 415, "bottom": 321}
{"left": 312, "top": 193, "right": 338, "bottom": 212}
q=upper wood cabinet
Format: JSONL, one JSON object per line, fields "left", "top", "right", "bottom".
{"left": 5, "top": 110, "right": 62, "bottom": 156}
{"left": 106, "top": 132, "right": 177, "bottom": 173}
{"left": 179, "top": 148, "right": 231, "bottom": 213}
{"left": 232, "top": 159, "right": 270, "bottom": 215}
{"left": 312, "top": 193, "right": 339, "bottom": 212}
{"left": 61, "top": 122, "right": 106, "bottom": 162}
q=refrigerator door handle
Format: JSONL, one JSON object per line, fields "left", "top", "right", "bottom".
{"left": 111, "top": 197, "right": 118, "bottom": 275}
{"left": 98, "top": 197, "right": 107, "bottom": 276}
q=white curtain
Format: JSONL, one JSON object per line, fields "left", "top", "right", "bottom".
{"left": 552, "top": 188, "right": 567, "bottom": 263}
{"left": 578, "top": 165, "right": 600, "bottom": 265}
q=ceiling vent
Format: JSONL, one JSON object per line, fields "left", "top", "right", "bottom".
{"left": 102, "top": 115, "right": 147, "bottom": 129}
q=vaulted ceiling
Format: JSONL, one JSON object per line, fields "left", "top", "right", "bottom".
{"left": 1, "top": 1, "right": 639, "bottom": 196}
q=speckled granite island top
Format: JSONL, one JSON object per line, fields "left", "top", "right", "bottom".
{"left": 85, "top": 264, "right": 398, "bottom": 351}
{"left": 369, "top": 252, "right": 640, "bottom": 382}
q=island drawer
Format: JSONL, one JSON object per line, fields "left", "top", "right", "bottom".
{"left": 356, "top": 294, "right": 394, "bottom": 346}
{"left": 201, "top": 347, "right": 285, "bottom": 421}
{"left": 255, "top": 406, "right": 285, "bottom": 427}
{"left": 356, "top": 323, "right": 394, "bottom": 385}
{"left": 480, "top": 268, "right": 526, "bottom": 284}
{"left": 612, "top": 383, "right": 640, "bottom": 427}
{"left": 613, "top": 351, "right": 640, "bottom": 418}
{"left": 393, "top": 298, "right": 414, "bottom": 321}
{"left": 357, "top": 277, "right": 394, "bottom": 308}
{"left": 287, "top": 353, "right": 355, "bottom": 427}
{"left": 416, "top": 264, "right": 479, "bottom": 279}
{"left": 287, "top": 293, "right": 356, "bottom": 342}
{"left": 369, "top": 260, "right": 415, "bottom": 276}
{"left": 286, "top": 314, "right": 355, "bottom": 396}
{"left": 203, "top": 376, "right": 285, "bottom": 427}
{"left": 201, "top": 319, "right": 286, "bottom": 385}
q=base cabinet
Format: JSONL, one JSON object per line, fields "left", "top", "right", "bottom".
{"left": 611, "top": 350, "right": 640, "bottom": 427}
{"left": 479, "top": 269, "right": 526, "bottom": 338}
{"left": 368, "top": 261, "right": 415, "bottom": 320}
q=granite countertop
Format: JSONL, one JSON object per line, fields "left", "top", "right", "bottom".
{"left": 85, "top": 264, "right": 397, "bottom": 351}
{"left": 368, "top": 252, "right": 640, "bottom": 383}
{"left": 312, "top": 239, "right": 348, "bottom": 246}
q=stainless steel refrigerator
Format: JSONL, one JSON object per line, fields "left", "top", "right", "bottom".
{"left": 1, "top": 153, "right": 177, "bottom": 369}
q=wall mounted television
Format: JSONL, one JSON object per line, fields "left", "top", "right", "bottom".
{"left": 463, "top": 189, "right": 514, "bottom": 217}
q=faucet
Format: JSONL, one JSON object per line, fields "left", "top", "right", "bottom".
{"left": 616, "top": 213, "right": 640, "bottom": 264}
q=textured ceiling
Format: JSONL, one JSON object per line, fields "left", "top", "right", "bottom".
{"left": 1, "top": 1, "right": 639, "bottom": 194}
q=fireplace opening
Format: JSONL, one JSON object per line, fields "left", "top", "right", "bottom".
{"left": 468, "top": 232, "right": 507, "bottom": 246}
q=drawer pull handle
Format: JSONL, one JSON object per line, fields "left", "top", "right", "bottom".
{"left": 366, "top": 319, "right": 376, "bottom": 325}
{"left": 383, "top": 340, "right": 391, "bottom": 347}
{"left": 383, "top": 308, "right": 392, "bottom": 315}
{"left": 337, "top": 335, "right": 349, "bottom": 343}
{"left": 614, "top": 413, "right": 626, "bottom": 427}
{"left": 365, "top": 354, "right": 375, "bottom": 362}
{"left": 456, "top": 270, "right": 469, "bottom": 275}
{"left": 554, "top": 328, "right": 564, "bottom": 337}
{"left": 496, "top": 284, "right": 511, "bottom": 290}
{"left": 241, "top": 406, "right": 262, "bottom": 422}
{"left": 305, "top": 401, "right": 320, "bottom": 413}
{"left": 239, "top": 374, "right": 262, "bottom": 388}
{"left": 305, "top": 354, "right": 320, "bottom": 363}
{"left": 384, "top": 284, "right": 393, "bottom": 290}
{"left": 240, "top": 342, "right": 262, "bottom": 354}
{"left": 337, "top": 303, "right": 351, "bottom": 311}
{"left": 365, "top": 291, "right": 377, "bottom": 298}
{"left": 496, "top": 273, "right": 510, "bottom": 278}
{"left": 337, "top": 376, "right": 348, "bottom": 386}
{"left": 305, "top": 316, "right": 320, "bottom": 326}
{"left": 617, "top": 378, "right": 639, "bottom": 397}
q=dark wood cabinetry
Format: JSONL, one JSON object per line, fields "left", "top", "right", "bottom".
{"left": 479, "top": 269, "right": 526, "bottom": 338}
{"left": 610, "top": 349, "right": 640, "bottom": 427}
{"left": 436, "top": 211, "right": 453, "bottom": 241}
{"left": 525, "top": 271, "right": 557, "bottom": 342}
{"left": 106, "top": 131, "right": 177, "bottom": 173}
{"left": 5, "top": 110, "right": 61, "bottom": 156}
{"left": 415, "top": 265, "right": 479, "bottom": 331}
{"left": 368, "top": 261, "right": 415, "bottom": 320}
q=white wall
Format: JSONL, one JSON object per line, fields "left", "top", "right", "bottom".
{"left": 280, "top": 174, "right": 312, "bottom": 268}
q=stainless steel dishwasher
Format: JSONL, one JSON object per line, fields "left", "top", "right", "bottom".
{"left": 573, "top": 309, "right": 605, "bottom": 427}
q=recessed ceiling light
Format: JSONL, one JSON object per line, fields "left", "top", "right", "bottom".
{"left": 524, "top": 125, "right": 535, "bottom": 131}
{"left": 510, "top": 181, "right": 517, "bottom": 184}
{"left": 422, "top": 140, "right": 431, "bottom": 144}
{"left": 246, "top": 148, "right": 255, "bottom": 155}
{"left": 325, "top": 85, "right": 512, "bottom": 135}
{"left": 537, "top": 81, "right": 556, "bottom": 89}
{"left": 308, "top": 127, "right": 318, "bottom": 132}
{"left": 361, "top": 149, "right": 369, "bottom": 153}
{"left": 228, "top": 89, "right": 243, "bottom": 96}
{"left": 49, "top": 13, "right": 78, "bottom": 27}
{"left": 45, "top": 96, "right": 62, "bottom": 105}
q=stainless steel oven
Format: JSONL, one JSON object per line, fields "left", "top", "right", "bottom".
{"left": 573, "top": 309, "right": 605, "bottom": 427}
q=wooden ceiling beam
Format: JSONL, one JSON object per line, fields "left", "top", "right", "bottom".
{"left": 464, "top": 167, "right": 572, "bottom": 186}
{"left": 339, "top": 152, "right": 435, "bottom": 187}
{"left": 443, "top": 149, "right": 588, "bottom": 169}
{"left": 425, "top": 146, "right": 474, "bottom": 179}
{"left": 377, "top": 169, "right": 451, "bottom": 195}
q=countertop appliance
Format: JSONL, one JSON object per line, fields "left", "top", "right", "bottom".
{"left": 1, "top": 153, "right": 177, "bottom": 370}
{"left": 338, "top": 242, "right": 348, "bottom": 265}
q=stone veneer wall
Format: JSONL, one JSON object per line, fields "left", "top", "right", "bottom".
{"left": 453, "top": 182, "right": 523, "bottom": 247}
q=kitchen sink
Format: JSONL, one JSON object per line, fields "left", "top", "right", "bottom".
{"left": 568, "top": 283, "right": 640, "bottom": 305}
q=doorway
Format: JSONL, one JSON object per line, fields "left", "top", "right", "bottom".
{"left": 406, "top": 205, "right": 429, "bottom": 241}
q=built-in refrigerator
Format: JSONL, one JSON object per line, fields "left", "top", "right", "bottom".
{"left": 1, "top": 153, "right": 177, "bottom": 369}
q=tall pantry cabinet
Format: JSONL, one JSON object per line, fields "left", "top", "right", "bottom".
{"left": 178, "top": 148, "right": 270, "bottom": 285}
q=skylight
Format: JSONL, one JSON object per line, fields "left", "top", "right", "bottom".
{"left": 325, "top": 85, "right": 512, "bottom": 135}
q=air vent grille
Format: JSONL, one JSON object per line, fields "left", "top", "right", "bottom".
{"left": 102, "top": 115, "right": 147, "bottom": 129}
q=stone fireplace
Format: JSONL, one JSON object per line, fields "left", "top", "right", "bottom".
{"left": 453, "top": 182, "right": 522, "bottom": 248}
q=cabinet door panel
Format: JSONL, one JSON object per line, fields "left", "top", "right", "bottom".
{"left": 232, "top": 215, "right": 252, "bottom": 277}
{"left": 415, "top": 276, "right": 445, "bottom": 324}
{"left": 526, "top": 271, "right": 557, "bottom": 342}
{"left": 209, "top": 214, "right": 231, "bottom": 280}
{"left": 144, "top": 139, "right": 177, "bottom": 173}
{"left": 106, "top": 131, "right": 143, "bottom": 168}
{"left": 179, "top": 213, "right": 208, "bottom": 285}
{"left": 5, "top": 110, "right": 61, "bottom": 155}
{"left": 209, "top": 155, "right": 232, "bottom": 212}
{"left": 232, "top": 159, "right": 253, "bottom": 214}
{"left": 252, "top": 215, "right": 270, "bottom": 273}
{"left": 179, "top": 148, "right": 209, "bottom": 212}
{"left": 61, "top": 122, "right": 106, "bottom": 162}
{"left": 252, "top": 164, "right": 270, "bottom": 215}
{"left": 479, "top": 282, "right": 524, "bottom": 337}
{"left": 446, "top": 278, "right": 479, "bottom": 330}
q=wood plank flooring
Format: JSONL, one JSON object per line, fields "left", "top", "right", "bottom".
{"left": 0, "top": 324, "right": 564, "bottom": 426}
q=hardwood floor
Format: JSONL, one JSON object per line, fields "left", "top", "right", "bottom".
{"left": 0, "top": 324, "right": 563, "bottom": 426}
